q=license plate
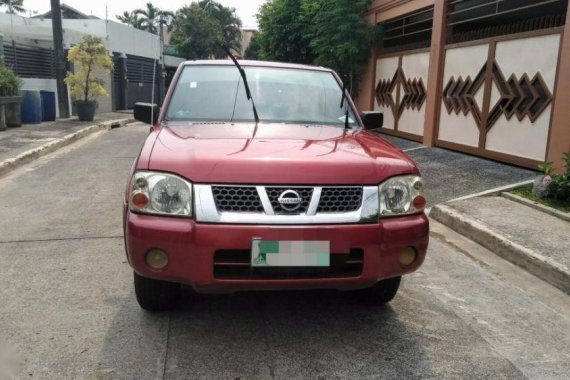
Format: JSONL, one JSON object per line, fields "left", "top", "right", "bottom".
{"left": 251, "top": 238, "right": 330, "bottom": 267}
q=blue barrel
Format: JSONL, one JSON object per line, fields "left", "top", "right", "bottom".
{"left": 40, "top": 91, "right": 57, "bottom": 121}
{"left": 21, "top": 90, "right": 42, "bottom": 124}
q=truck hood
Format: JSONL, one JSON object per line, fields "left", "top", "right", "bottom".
{"left": 148, "top": 122, "right": 417, "bottom": 185}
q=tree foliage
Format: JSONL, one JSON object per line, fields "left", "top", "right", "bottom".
{"left": 306, "top": 0, "right": 374, "bottom": 94}
{"left": 197, "top": 0, "right": 242, "bottom": 58}
{"left": 171, "top": 0, "right": 242, "bottom": 60}
{"left": 255, "top": 0, "right": 314, "bottom": 64}
{"left": 117, "top": 3, "right": 175, "bottom": 34}
{"left": 255, "top": 0, "right": 374, "bottom": 95}
{"left": 244, "top": 32, "right": 262, "bottom": 60}
{"left": 116, "top": 11, "right": 144, "bottom": 30}
{"left": 0, "top": 0, "right": 25, "bottom": 14}
{"left": 170, "top": 4, "right": 220, "bottom": 60}
{"left": 65, "top": 36, "right": 113, "bottom": 103}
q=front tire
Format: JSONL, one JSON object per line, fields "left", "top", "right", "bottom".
{"left": 134, "top": 272, "right": 180, "bottom": 312}
{"left": 351, "top": 276, "right": 401, "bottom": 305}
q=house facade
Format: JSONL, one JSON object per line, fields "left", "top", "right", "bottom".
{"left": 0, "top": 5, "right": 185, "bottom": 116}
{"left": 357, "top": 0, "right": 570, "bottom": 172}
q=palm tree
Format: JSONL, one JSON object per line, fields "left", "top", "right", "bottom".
{"left": 197, "top": 0, "right": 242, "bottom": 58}
{"left": 0, "top": 0, "right": 25, "bottom": 14}
{"left": 133, "top": 3, "right": 175, "bottom": 35}
{"left": 116, "top": 11, "right": 143, "bottom": 29}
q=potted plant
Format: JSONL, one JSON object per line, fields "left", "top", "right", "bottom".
{"left": 0, "top": 66, "right": 23, "bottom": 130}
{"left": 65, "top": 35, "right": 113, "bottom": 122}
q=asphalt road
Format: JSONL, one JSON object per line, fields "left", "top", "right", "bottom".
{"left": 378, "top": 134, "right": 537, "bottom": 206}
{"left": 0, "top": 124, "right": 569, "bottom": 379}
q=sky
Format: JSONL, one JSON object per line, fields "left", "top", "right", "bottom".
{"left": 21, "top": 0, "right": 265, "bottom": 28}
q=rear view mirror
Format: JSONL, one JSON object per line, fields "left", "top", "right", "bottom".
{"left": 134, "top": 103, "right": 160, "bottom": 125}
{"left": 360, "top": 112, "right": 383, "bottom": 130}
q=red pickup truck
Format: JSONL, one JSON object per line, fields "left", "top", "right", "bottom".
{"left": 124, "top": 60, "right": 428, "bottom": 311}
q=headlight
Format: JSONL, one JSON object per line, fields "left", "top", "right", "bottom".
{"left": 129, "top": 171, "right": 192, "bottom": 217}
{"left": 378, "top": 175, "right": 426, "bottom": 217}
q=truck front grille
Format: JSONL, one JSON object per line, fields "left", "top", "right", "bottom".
{"left": 210, "top": 185, "right": 364, "bottom": 215}
{"left": 213, "top": 249, "right": 364, "bottom": 279}
{"left": 317, "top": 187, "right": 363, "bottom": 213}
{"left": 212, "top": 186, "right": 264, "bottom": 213}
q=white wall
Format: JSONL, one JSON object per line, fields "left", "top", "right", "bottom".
{"left": 105, "top": 21, "right": 160, "bottom": 59}
{"left": 0, "top": 13, "right": 160, "bottom": 59}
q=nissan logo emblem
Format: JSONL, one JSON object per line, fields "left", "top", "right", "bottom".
{"left": 277, "top": 190, "right": 302, "bottom": 212}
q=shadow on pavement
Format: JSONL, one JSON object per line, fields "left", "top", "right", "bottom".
{"left": 98, "top": 286, "right": 435, "bottom": 379}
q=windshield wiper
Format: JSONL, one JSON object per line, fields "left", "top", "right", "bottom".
{"left": 223, "top": 47, "right": 260, "bottom": 124}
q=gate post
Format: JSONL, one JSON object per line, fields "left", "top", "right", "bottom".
{"left": 118, "top": 53, "right": 128, "bottom": 110}
{"left": 547, "top": 7, "right": 570, "bottom": 173}
{"left": 422, "top": 0, "right": 448, "bottom": 147}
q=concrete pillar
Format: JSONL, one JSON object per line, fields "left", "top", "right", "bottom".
{"left": 422, "top": 0, "right": 448, "bottom": 147}
{"left": 355, "top": 14, "right": 377, "bottom": 112}
{"left": 546, "top": 6, "right": 570, "bottom": 173}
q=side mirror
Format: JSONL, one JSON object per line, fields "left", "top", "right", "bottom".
{"left": 134, "top": 103, "right": 160, "bottom": 125}
{"left": 360, "top": 111, "right": 383, "bottom": 130}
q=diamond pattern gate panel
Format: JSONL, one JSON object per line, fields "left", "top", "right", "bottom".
{"left": 437, "top": 30, "right": 562, "bottom": 167}
{"left": 374, "top": 49, "right": 430, "bottom": 141}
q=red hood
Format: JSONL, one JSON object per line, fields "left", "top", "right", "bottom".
{"left": 147, "top": 122, "right": 417, "bottom": 184}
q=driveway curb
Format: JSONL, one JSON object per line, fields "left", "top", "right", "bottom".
{"left": 0, "top": 118, "right": 135, "bottom": 178}
{"left": 430, "top": 203, "right": 570, "bottom": 295}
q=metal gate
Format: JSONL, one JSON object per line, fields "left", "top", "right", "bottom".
{"left": 373, "top": 6, "right": 433, "bottom": 142}
{"left": 3, "top": 43, "right": 56, "bottom": 79}
{"left": 436, "top": 10, "right": 565, "bottom": 168}
{"left": 125, "top": 55, "right": 160, "bottom": 109}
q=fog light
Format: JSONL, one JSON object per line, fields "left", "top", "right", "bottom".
{"left": 399, "top": 246, "right": 417, "bottom": 266}
{"left": 145, "top": 249, "right": 169, "bottom": 270}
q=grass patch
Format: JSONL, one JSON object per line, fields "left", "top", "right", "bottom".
{"left": 511, "top": 185, "right": 570, "bottom": 213}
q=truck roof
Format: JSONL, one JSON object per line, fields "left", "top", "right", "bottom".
{"left": 182, "top": 59, "right": 333, "bottom": 73}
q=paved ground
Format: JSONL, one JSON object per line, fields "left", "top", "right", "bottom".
{"left": 0, "top": 112, "right": 132, "bottom": 163}
{"left": 377, "top": 134, "right": 537, "bottom": 206}
{"left": 0, "top": 124, "right": 569, "bottom": 379}
{"left": 378, "top": 134, "right": 423, "bottom": 151}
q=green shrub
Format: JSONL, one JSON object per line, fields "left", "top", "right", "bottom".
{"left": 0, "top": 66, "right": 22, "bottom": 96}
{"left": 540, "top": 152, "right": 570, "bottom": 205}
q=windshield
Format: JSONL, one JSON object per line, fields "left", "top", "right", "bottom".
{"left": 165, "top": 65, "right": 357, "bottom": 127}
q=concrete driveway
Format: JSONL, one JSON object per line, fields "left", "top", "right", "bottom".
{"left": 0, "top": 125, "right": 568, "bottom": 379}
{"left": 378, "top": 134, "right": 537, "bottom": 206}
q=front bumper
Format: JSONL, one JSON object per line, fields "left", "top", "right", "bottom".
{"left": 124, "top": 210, "right": 429, "bottom": 293}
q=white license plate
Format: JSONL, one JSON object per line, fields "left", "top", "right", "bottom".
{"left": 251, "top": 238, "right": 330, "bottom": 267}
